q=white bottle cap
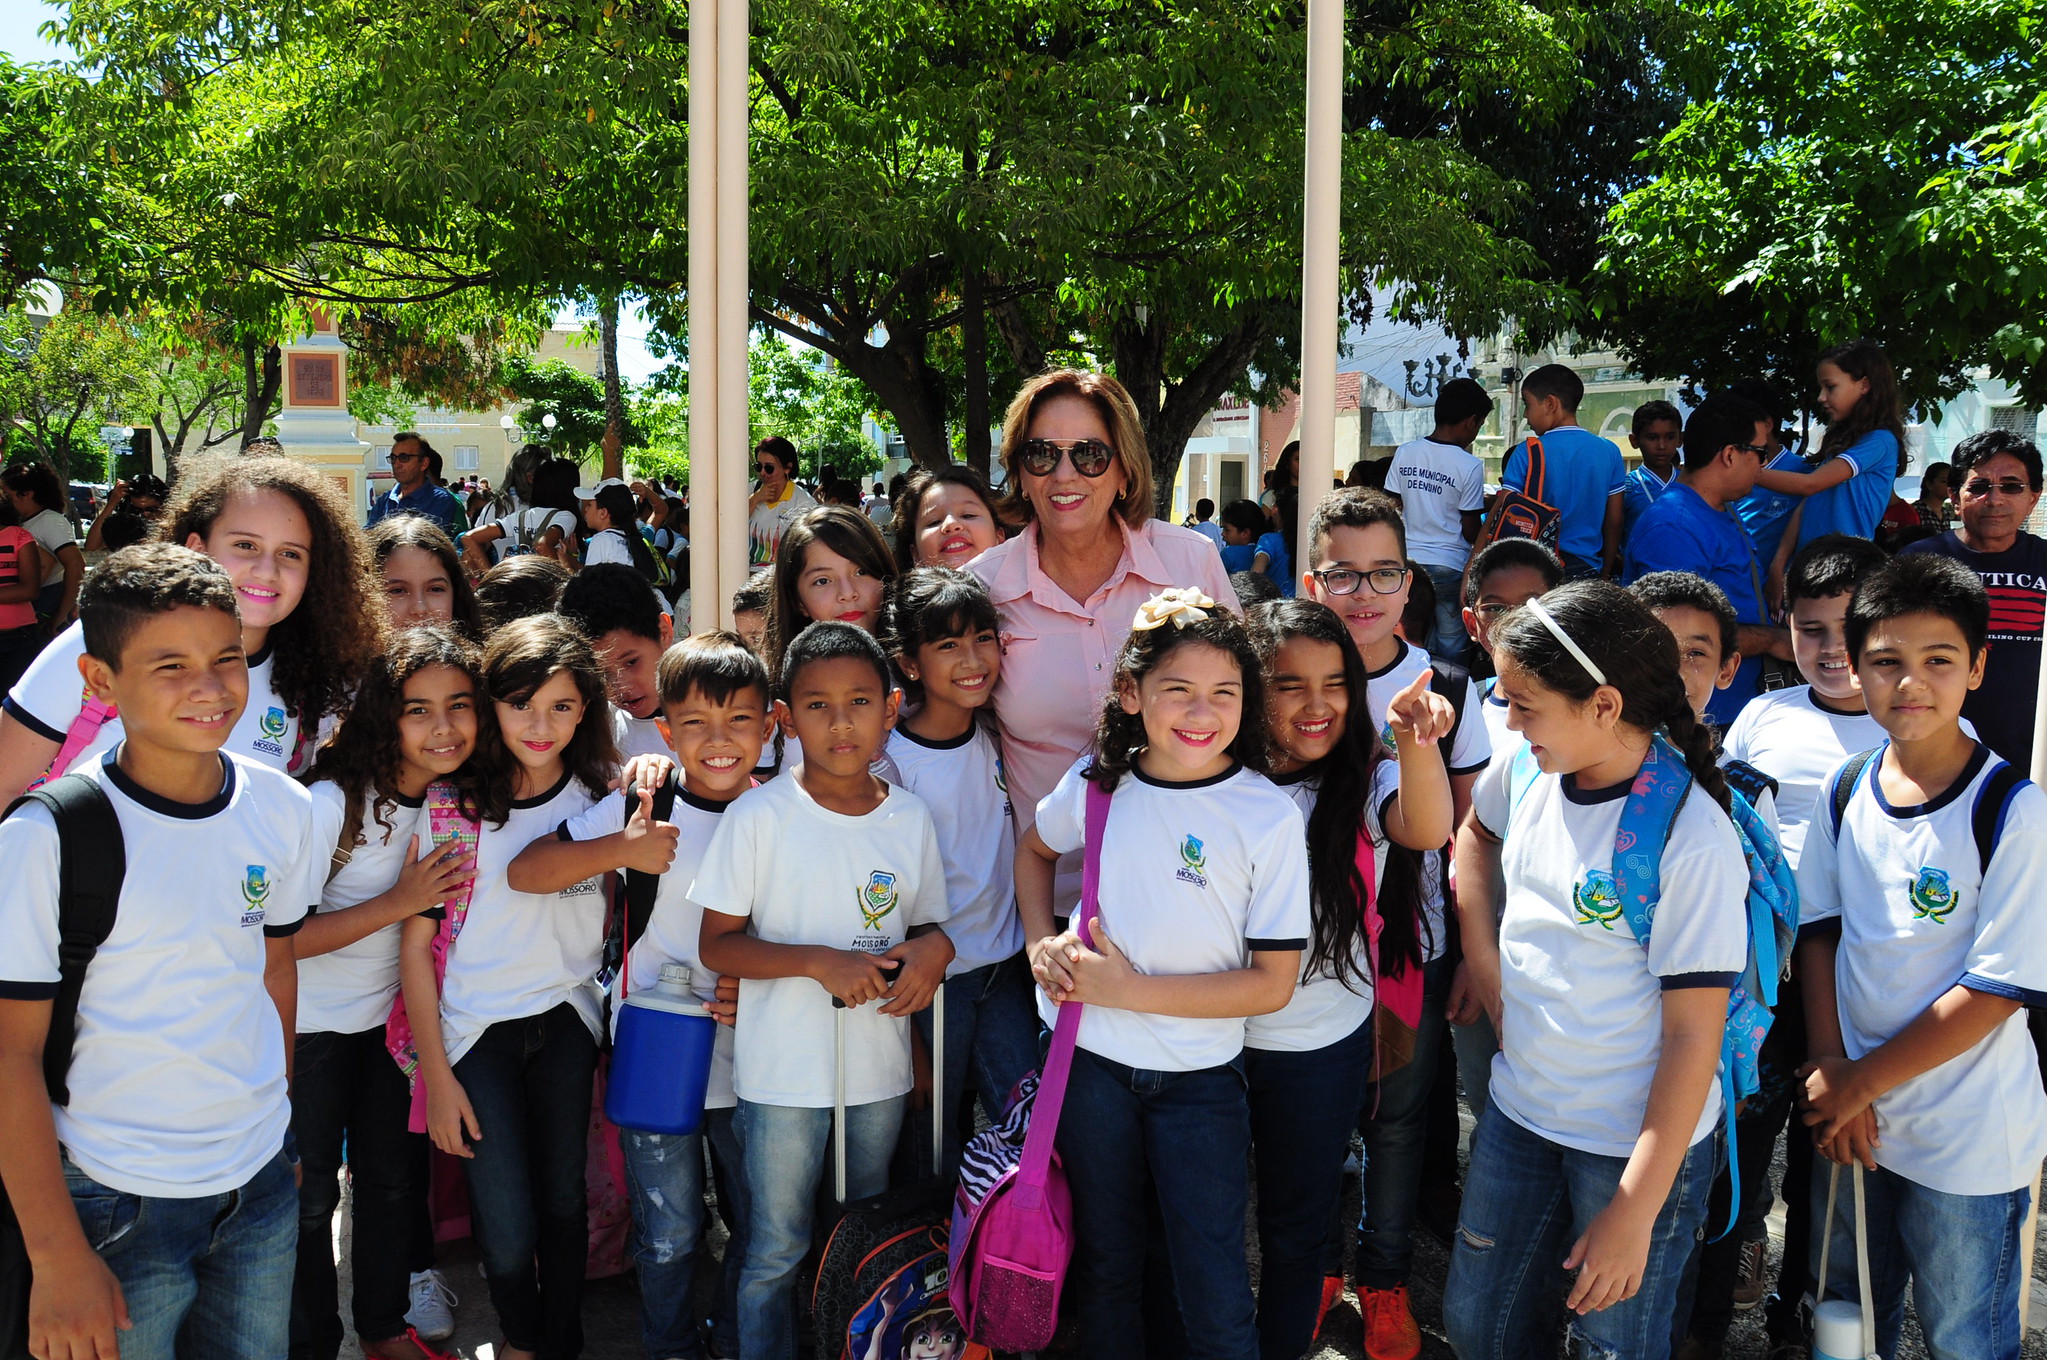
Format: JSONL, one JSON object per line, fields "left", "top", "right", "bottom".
{"left": 1810, "top": 1298, "right": 1866, "bottom": 1360}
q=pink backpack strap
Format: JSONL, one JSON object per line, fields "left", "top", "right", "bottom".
{"left": 1359, "top": 821, "right": 1422, "bottom": 1029}
{"left": 386, "top": 780, "right": 483, "bottom": 1131}
{"left": 30, "top": 698, "right": 117, "bottom": 791}
{"left": 1016, "top": 780, "right": 1109, "bottom": 1192}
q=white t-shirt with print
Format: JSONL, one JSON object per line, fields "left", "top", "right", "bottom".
{"left": 1364, "top": 640, "right": 1492, "bottom": 960}
{"left": 1722, "top": 685, "right": 1975, "bottom": 870}
{"left": 6, "top": 622, "right": 300, "bottom": 776}
{"left": 563, "top": 779, "right": 741, "bottom": 1110}
{"left": 301, "top": 782, "right": 431, "bottom": 1035}
{"left": 0, "top": 751, "right": 320, "bottom": 1197}
{"left": 491, "top": 506, "right": 578, "bottom": 563}
{"left": 1387, "top": 438, "right": 1487, "bottom": 570}
{"left": 1472, "top": 755, "right": 1748, "bottom": 1157}
{"left": 1033, "top": 759, "right": 1312, "bottom": 1072}
{"left": 1796, "top": 745, "right": 2047, "bottom": 1196}
{"left": 1246, "top": 759, "right": 1398, "bottom": 1052}
{"left": 583, "top": 528, "right": 637, "bottom": 568}
{"left": 885, "top": 722, "right": 1023, "bottom": 977}
{"left": 689, "top": 774, "right": 950, "bottom": 1107}
{"left": 437, "top": 771, "right": 605, "bottom": 1064}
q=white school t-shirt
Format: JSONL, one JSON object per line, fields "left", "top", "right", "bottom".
{"left": 436, "top": 770, "right": 605, "bottom": 1064}
{"left": 1033, "top": 759, "right": 1312, "bottom": 1072}
{"left": 1386, "top": 438, "right": 1487, "bottom": 570}
{"left": 1246, "top": 759, "right": 1398, "bottom": 1053}
{"left": 1472, "top": 756, "right": 1748, "bottom": 1157}
{"left": 885, "top": 722, "right": 1023, "bottom": 976}
{"left": 1721, "top": 685, "right": 1976, "bottom": 870}
{"left": 491, "top": 506, "right": 578, "bottom": 563}
{"left": 583, "top": 528, "right": 636, "bottom": 568}
{"left": 689, "top": 774, "right": 950, "bottom": 1108}
{"left": 6, "top": 622, "right": 299, "bottom": 776}
{"left": 1478, "top": 676, "right": 1514, "bottom": 758}
{"left": 562, "top": 778, "right": 740, "bottom": 1110}
{"left": 612, "top": 707, "right": 671, "bottom": 763}
{"left": 0, "top": 751, "right": 321, "bottom": 1197}
{"left": 300, "top": 782, "right": 431, "bottom": 1035}
{"left": 1364, "top": 640, "right": 1491, "bottom": 961}
{"left": 1796, "top": 745, "right": 2047, "bottom": 1196}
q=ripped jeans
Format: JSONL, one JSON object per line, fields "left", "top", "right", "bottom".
{"left": 619, "top": 1108, "right": 747, "bottom": 1360}
{"left": 1444, "top": 1097, "right": 1718, "bottom": 1360}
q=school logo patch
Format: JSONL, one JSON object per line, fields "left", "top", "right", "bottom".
{"left": 1175, "top": 833, "right": 1209, "bottom": 888}
{"left": 1573, "top": 870, "right": 1625, "bottom": 931}
{"left": 240, "top": 864, "right": 271, "bottom": 927}
{"left": 259, "top": 706, "right": 288, "bottom": 740}
{"left": 1908, "top": 866, "right": 1957, "bottom": 923}
{"left": 859, "top": 870, "right": 899, "bottom": 930}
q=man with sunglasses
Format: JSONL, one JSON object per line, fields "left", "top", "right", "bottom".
{"left": 1621, "top": 393, "right": 1791, "bottom": 725}
{"left": 1902, "top": 428, "right": 2047, "bottom": 769}
{"left": 366, "top": 431, "right": 465, "bottom": 537}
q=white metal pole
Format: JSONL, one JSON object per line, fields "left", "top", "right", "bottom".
{"left": 1295, "top": 0, "right": 1344, "bottom": 510}
{"left": 715, "top": 0, "right": 752, "bottom": 632}
{"left": 686, "top": 0, "right": 721, "bottom": 636}
{"left": 2031, "top": 635, "right": 2047, "bottom": 787}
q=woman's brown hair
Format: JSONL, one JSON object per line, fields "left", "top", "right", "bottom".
{"left": 997, "top": 369, "right": 1154, "bottom": 529}
{"left": 161, "top": 454, "right": 383, "bottom": 725}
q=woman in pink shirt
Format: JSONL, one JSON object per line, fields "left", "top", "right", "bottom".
{"left": 969, "top": 369, "right": 1239, "bottom": 913}
{"left": 0, "top": 508, "right": 49, "bottom": 692}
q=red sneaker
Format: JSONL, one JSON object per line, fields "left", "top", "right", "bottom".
{"left": 362, "top": 1329, "right": 459, "bottom": 1360}
{"left": 1312, "top": 1273, "right": 1346, "bottom": 1340}
{"left": 1360, "top": 1284, "right": 1422, "bottom": 1360}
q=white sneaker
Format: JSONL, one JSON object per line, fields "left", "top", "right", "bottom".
{"left": 406, "top": 1269, "right": 459, "bottom": 1342}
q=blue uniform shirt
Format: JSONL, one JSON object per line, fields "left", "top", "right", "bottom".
{"left": 1502, "top": 425, "right": 1627, "bottom": 565}
{"left": 1622, "top": 464, "right": 1675, "bottom": 542}
{"left": 1623, "top": 481, "right": 1769, "bottom": 725}
{"left": 1791, "top": 430, "right": 1900, "bottom": 549}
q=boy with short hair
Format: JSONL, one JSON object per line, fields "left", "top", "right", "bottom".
{"left": 1623, "top": 399, "right": 1683, "bottom": 539}
{"left": 509, "top": 632, "right": 773, "bottom": 1360}
{"left": 1220, "top": 498, "right": 1292, "bottom": 596}
{"left": 1191, "top": 496, "right": 1226, "bottom": 550}
{"left": 1300, "top": 489, "right": 1489, "bottom": 1351}
{"left": 1498, "top": 363, "right": 1628, "bottom": 580}
{"left": 1387, "top": 376, "right": 1495, "bottom": 664}
{"left": 558, "top": 562, "right": 676, "bottom": 760}
{"left": 694, "top": 622, "right": 954, "bottom": 1360}
{"left": 0, "top": 544, "right": 323, "bottom": 1360}
{"left": 1459, "top": 537, "right": 1564, "bottom": 749}
{"left": 1796, "top": 554, "right": 2047, "bottom": 1358}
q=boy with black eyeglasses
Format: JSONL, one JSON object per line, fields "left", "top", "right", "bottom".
{"left": 1901, "top": 429, "right": 2047, "bottom": 770}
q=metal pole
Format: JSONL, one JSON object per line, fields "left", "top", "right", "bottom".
{"left": 715, "top": 0, "right": 752, "bottom": 631}
{"left": 2032, "top": 628, "right": 2047, "bottom": 787}
{"left": 1295, "top": 0, "right": 1344, "bottom": 508}
{"left": 686, "top": 0, "right": 721, "bottom": 635}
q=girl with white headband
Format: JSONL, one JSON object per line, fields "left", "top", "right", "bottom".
{"left": 1444, "top": 580, "right": 1750, "bottom": 1359}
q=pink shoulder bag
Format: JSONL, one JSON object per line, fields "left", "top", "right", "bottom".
{"left": 384, "top": 780, "right": 482, "bottom": 1133}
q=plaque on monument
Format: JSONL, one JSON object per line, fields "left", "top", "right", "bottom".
{"left": 289, "top": 354, "right": 342, "bottom": 407}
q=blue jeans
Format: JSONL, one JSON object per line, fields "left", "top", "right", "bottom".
{"left": 620, "top": 1107, "right": 746, "bottom": 1360}
{"left": 735, "top": 1094, "right": 905, "bottom": 1360}
{"left": 1419, "top": 561, "right": 1473, "bottom": 667}
{"left": 910, "top": 952, "right": 1041, "bottom": 1177}
{"left": 454, "top": 1001, "right": 599, "bottom": 1360}
{"left": 1810, "top": 1163, "right": 2031, "bottom": 1360}
{"left": 1445, "top": 1098, "right": 1718, "bottom": 1360}
{"left": 64, "top": 1148, "right": 297, "bottom": 1360}
{"left": 1357, "top": 953, "right": 1453, "bottom": 1289}
{"left": 1247, "top": 1018, "right": 1373, "bottom": 1360}
{"left": 1058, "top": 1046, "right": 1258, "bottom": 1360}
{"left": 290, "top": 1025, "right": 428, "bottom": 1357}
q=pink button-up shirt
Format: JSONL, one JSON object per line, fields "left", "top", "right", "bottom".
{"left": 970, "top": 517, "right": 1240, "bottom": 913}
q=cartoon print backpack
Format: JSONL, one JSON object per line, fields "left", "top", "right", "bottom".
{"left": 1509, "top": 735, "right": 1797, "bottom": 1237}
{"left": 384, "top": 780, "right": 483, "bottom": 1132}
{"left": 1471, "top": 435, "right": 1563, "bottom": 555}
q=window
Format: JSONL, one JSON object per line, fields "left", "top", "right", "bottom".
{"left": 454, "top": 445, "right": 480, "bottom": 471}
{"left": 373, "top": 445, "right": 392, "bottom": 471}
{"left": 1990, "top": 406, "right": 2042, "bottom": 439}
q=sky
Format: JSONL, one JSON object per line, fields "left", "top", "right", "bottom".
{"left": 1, "top": 2, "right": 669, "bottom": 383}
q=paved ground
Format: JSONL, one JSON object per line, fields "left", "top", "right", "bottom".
{"left": 335, "top": 1126, "right": 2047, "bottom": 1359}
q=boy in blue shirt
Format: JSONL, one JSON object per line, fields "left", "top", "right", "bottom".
{"left": 1796, "top": 554, "right": 2047, "bottom": 1360}
{"left": 1621, "top": 398, "right": 1682, "bottom": 540}
{"left": 1499, "top": 363, "right": 1628, "bottom": 580}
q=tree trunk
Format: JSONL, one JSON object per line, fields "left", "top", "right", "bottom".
{"left": 238, "top": 340, "right": 281, "bottom": 449}
{"left": 961, "top": 269, "right": 990, "bottom": 476}
{"left": 991, "top": 294, "right": 1047, "bottom": 377}
{"left": 599, "top": 297, "right": 625, "bottom": 480}
{"left": 1114, "top": 311, "right": 1272, "bottom": 518}
{"left": 755, "top": 300, "right": 952, "bottom": 471}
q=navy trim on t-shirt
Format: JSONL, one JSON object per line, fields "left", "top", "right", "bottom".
{"left": 1961, "top": 972, "right": 2047, "bottom": 1007}
{"left": 101, "top": 749, "right": 235, "bottom": 819}
{"left": 1561, "top": 773, "right": 1632, "bottom": 806}
{"left": 1132, "top": 761, "right": 1242, "bottom": 791}
{"left": 678, "top": 785, "right": 737, "bottom": 815}
{"left": 511, "top": 767, "right": 577, "bottom": 810}
{"left": 1248, "top": 937, "right": 1309, "bottom": 952}
{"left": 263, "top": 915, "right": 308, "bottom": 939}
{"left": 1661, "top": 971, "right": 1738, "bottom": 992}
{"left": 893, "top": 722, "right": 978, "bottom": 751}
{"left": 1869, "top": 741, "right": 1989, "bottom": 820}
{"left": 2, "top": 695, "right": 64, "bottom": 743}
{"left": 0, "top": 979, "right": 59, "bottom": 1000}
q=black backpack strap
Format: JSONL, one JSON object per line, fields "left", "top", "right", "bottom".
{"left": 1427, "top": 656, "right": 1471, "bottom": 744}
{"left": 1972, "top": 760, "right": 2027, "bottom": 877}
{"left": 3, "top": 775, "right": 125, "bottom": 1107}
{"left": 1523, "top": 437, "right": 1547, "bottom": 504}
{"left": 1721, "top": 758, "right": 1778, "bottom": 807}
{"left": 621, "top": 774, "right": 680, "bottom": 950}
{"left": 1828, "top": 748, "right": 1880, "bottom": 841}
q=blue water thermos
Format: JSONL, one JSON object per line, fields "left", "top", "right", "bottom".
{"left": 606, "top": 963, "right": 717, "bottom": 1135}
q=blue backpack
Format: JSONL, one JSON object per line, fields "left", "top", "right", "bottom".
{"left": 1508, "top": 735, "right": 1797, "bottom": 1237}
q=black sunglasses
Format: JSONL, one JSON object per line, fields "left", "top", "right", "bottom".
{"left": 1017, "top": 438, "right": 1116, "bottom": 479}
